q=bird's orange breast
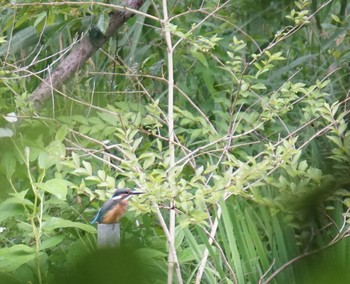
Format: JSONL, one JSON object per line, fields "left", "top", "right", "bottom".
{"left": 102, "top": 199, "right": 129, "bottom": 224}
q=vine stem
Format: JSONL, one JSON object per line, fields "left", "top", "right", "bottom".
{"left": 24, "top": 147, "right": 43, "bottom": 284}
{"left": 162, "top": 1, "right": 183, "bottom": 283}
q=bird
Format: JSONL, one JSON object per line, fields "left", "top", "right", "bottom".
{"left": 91, "top": 188, "right": 144, "bottom": 224}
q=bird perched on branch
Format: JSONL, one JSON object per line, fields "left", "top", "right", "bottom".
{"left": 91, "top": 188, "right": 144, "bottom": 224}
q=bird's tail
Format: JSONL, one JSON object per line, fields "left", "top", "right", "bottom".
{"left": 90, "top": 209, "right": 101, "bottom": 224}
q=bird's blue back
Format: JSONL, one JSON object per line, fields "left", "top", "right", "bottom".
{"left": 90, "top": 199, "right": 120, "bottom": 224}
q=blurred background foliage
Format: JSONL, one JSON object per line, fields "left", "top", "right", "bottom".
{"left": 1, "top": 0, "right": 350, "bottom": 283}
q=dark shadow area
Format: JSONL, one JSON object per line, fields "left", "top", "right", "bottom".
{"left": 293, "top": 238, "right": 350, "bottom": 284}
{"left": 51, "top": 243, "right": 163, "bottom": 284}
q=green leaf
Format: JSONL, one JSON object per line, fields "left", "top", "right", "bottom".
{"left": 8, "top": 190, "right": 33, "bottom": 206}
{"left": 38, "top": 141, "right": 66, "bottom": 170}
{"left": 97, "top": 170, "right": 106, "bottom": 181}
{"left": 251, "top": 83, "right": 267, "bottom": 90}
{"left": 82, "top": 161, "right": 93, "bottom": 175}
{"left": 133, "top": 137, "right": 143, "bottom": 150}
{"left": 96, "top": 14, "right": 108, "bottom": 34}
{"left": 1, "top": 152, "right": 16, "bottom": 177}
{"left": 135, "top": 248, "right": 167, "bottom": 259}
{"left": 40, "top": 235, "right": 65, "bottom": 251}
{"left": 191, "top": 50, "right": 208, "bottom": 67}
{"left": 86, "top": 175, "right": 102, "bottom": 182}
{"left": 0, "top": 245, "right": 35, "bottom": 271}
{"left": 72, "top": 152, "right": 80, "bottom": 167}
{"left": 55, "top": 125, "right": 68, "bottom": 142}
{"left": 34, "top": 11, "right": 47, "bottom": 29}
{"left": 43, "top": 217, "right": 96, "bottom": 234}
{"left": 331, "top": 14, "right": 341, "bottom": 23}
{"left": 0, "top": 202, "right": 25, "bottom": 222}
{"left": 178, "top": 245, "right": 206, "bottom": 262}
{"left": 73, "top": 167, "right": 90, "bottom": 176}
{"left": 0, "top": 26, "right": 38, "bottom": 57}
{"left": 34, "top": 179, "right": 71, "bottom": 200}
{"left": 298, "top": 160, "right": 308, "bottom": 172}
{"left": 143, "top": 155, "right": 155, "bottom": 170}
{"left": 327, "top": 135, "right": 343, "bottom": 148}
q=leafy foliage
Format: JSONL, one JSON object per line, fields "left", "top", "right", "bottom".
{"left": 1, "top": 0, "right": 350, "bottom": 283}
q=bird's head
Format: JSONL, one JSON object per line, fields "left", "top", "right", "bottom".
{"left": 111, "top": 188, "right": 145, "bottom": 200}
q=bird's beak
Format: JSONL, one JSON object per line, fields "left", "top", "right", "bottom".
{"left": 131, "top": 191, "right": 145, "bottom": 195}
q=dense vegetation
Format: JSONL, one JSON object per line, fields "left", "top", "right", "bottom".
{"left": 1, "top": 0, "right": 350, "bottom": 283}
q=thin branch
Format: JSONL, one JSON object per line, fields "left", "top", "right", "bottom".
{"left": 195, "top": 206, "right": 224, "bottom": 284}
{"left": 172, "top": 1, "right": 229, "bottom": 50}
{"left": 201, "top": 224, "right": 238, "bottom": 284}
{"left": 162, "top": 0, "right": 183, "bottom": 283}
{"left": 247, "top": 0, "right": 334, "bottom": 67}
{"left": 258, "top": 259, "right": 276, "bottom": 284}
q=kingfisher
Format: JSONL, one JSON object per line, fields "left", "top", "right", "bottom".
{"left": 91, "top": 188, "right": 144, "bottom": 224}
